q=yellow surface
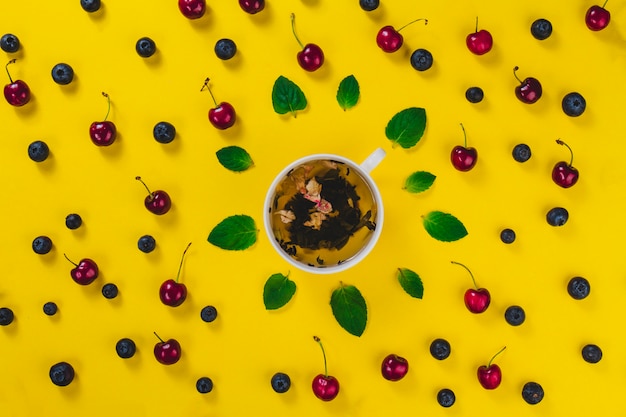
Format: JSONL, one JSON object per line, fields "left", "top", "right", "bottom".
{"left": 2, "top": 0, "right": 626, "bottom": 415}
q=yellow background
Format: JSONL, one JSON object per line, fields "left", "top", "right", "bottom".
{"left": 1, "top": 0, "right": 626, "bottom": 415}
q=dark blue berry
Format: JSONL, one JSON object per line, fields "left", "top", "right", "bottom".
{"left": 522, "top": 382, "right": 544, "bottom": 404}
{"left": 512, "top": 143, "right": 531, "bottom": 162}
{"left": 271, "top": 372, "right": 291, "bottom": 393}
{"left": 562, "top": 92, "right": 586, "bottom": 117}
{"left": 359, "top": 0, "right": 379, "bottom": 11}
{"left": 200, "top": 306, "right": 218, "bottom": 322}
{"left": 51, "top": 63, "right": 74, "bottom": 85}
{"left": 43, "top": 302, "right": 58, "bottom": 316}
{"left": 504, "top": 305, "right": 525, "bottom": 326}
{"left": 102, "top": 283, "right": 119, "bottom": 299}
{"left": 196, "top": 377, "right": 213, "bottom": 393}
{"left": 49, "top": 362, "right": 75, "bottom": 386}
{"left": 430, "top": 338, "right": 451, "bottom": 360}
{"left": 65, "top": 213, "right": 82, "bottom": 230}
{"left": 582, "top": 344, "right": 602, "bottom": 363}
{"left": 215, "top": 39, "right": 237, "bottom": 60}
{"left": 0, "top": 307, "right": 14, "bottom": 326}
{"left": 531, "top": 19, "right": 552, "bottom": 40}
{"left": 28, "top": 141, "right": 50, "bottom": 162}
{"left": 437, "top": 388, "right": 456, "bottom": 407}
{"left": 410, "top": 48, "right": 433, "bottom": 71}
{"left": 0, "top": 33, "right": 20, "bottom": 53}
{"left": 32, "top": 236, "right": 53, "bottom": 255}
{"left": 137, "top": 235, "right": 156, "bottom": 253}
{"left": 153, "top": 121, "right": 176, "bottom": 144}
{"left": 136, "top": 37, "right": 156, "bottom": 58}
{"left": 568, "top": 276, "right": 590, "bottom": 300}
{"left": 546, "top": 207, "right": 568, "bottom": 226}
{"left": 116, "top": 338, "right": 136, "bottom": 359}
{"left": 465, "top": 86, "right": 484, "bottom": 103}
{"left": 500, "top": 228, "right": 516, "bottom": 244}
{"left": 80, "top": 0, "right": 101, "bottom": 13}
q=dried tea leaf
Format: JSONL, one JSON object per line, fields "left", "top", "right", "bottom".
{"left": 272, "top": 75, "right": 307, "bottom": 117}
{"left": 404, "top": 171, "right": 436, "bottom": 193}
{"left": 337, "top": 74, "right": 360, "bottom": 110}
{"left": 263, "top": 272, "right": 296, "bottom": 310}
{"left": 397, "top": 268, "right": 424, "bottom": 299}
{"left": 216, "top": 146, "right": 254, "bottom": 172}
{"left": 208, "top": 214, "right": 257, "bottom": 250}
{"left": 330, "top": 283, "right": 367, "bottom": 337}
{"left": 422, "top": 211, "right": 468, "bottom": 242}
{"left": 385, "top": 107, "right": 427, "bottom": 149}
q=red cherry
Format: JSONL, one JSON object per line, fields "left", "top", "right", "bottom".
{"left": 136, "top": 176, "right": 171, "bottom": 215}
{"left": 376, "top": 18, "right": 427, "bottom": 53}
{"left": 586, "top": 1, "right": 610, "bottom": 31}
{"left": 552, "top": 139, "right": 579, "bottom": 188}
{"left": 64, "top": 254, "right": 99, "bottom": 285}
{"left": 4, "top": 59, "right": 30, "bottom": 106}
{"left": 201, "top": 78, "right": 236, "bottom": 129}
{"left": 159, "top": 242, "right": 192, "bottom": 307}
{"left": 89, "top": 92, "right": 117, "bottom": 146}
{"left": 311, "top": 336, "right": 339, "bottom": 401}
{"left": 513, "top": 66, "right": 542, "bottom": 104}
{"left": 178, "top": 0, "right": 206, "bottom": 19}
{"left": 291, "top": 13, "right": 324, "bottom": 71}
{"left": 381, "top": 354, "right": 409, "bottom": 381}
{"left": 466, "top": 17, "right": 493, "bottom": 55}
{"left": 452, "top": 261, "right": 490, "bottom": 313}
{"left": 153, "top": 332, "right": 181, "bottom": 365}
{"left": 451, "top": 123, "right": 478, "bottom": 171}
{"left": 239, "top": 0, "right": 264, "bottom": 14}
{"left": 477, "top": 346, "right": 506, "bottom": 389}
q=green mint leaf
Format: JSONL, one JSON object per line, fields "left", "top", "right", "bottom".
{"left": 397, "top": 268, "right": 424, "bottom": 299}
{"left": 422, "top": 211, "right": 468, "bottom": 242}
{"left": 385, "top": 107, "right": 427, "bottom": 149}
{"left": 330, "top": 283, "right": 367, "bottom": 337}
{"left": 336, "top": 74, "right": 360, "bottom": 110}
{"left": 404, "top": 171, "right": 436, "bottom": 193}
{"left": 208, "top": 214, "right": 257, "bottom": 250}
{"left": 216, "top": 146, "right": 254, "bottom": 172}
{"left": 272, "top": 75, "right": 307, "bottom": 117}
{"left": 263, "top": 272, "right": 296, "bottom": 310}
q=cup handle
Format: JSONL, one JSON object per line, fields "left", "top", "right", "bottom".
{"left": 359, "top": 148, "right": 386, "bottom": 174}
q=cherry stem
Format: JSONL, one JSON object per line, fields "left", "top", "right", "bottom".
{"left": 460, "top": 123, "right": 467, "bottom": 147}
{"left": 451, "top": 261, "right": 478, "bottom": 289}
{"left": 200, "top": 78, "right": 218, "bottom": 107}
{"left": 175, "top": 242, "right": 193, "bottom": 283}
{"left": 290, "top": 13, "right": 304, "bottom": 49}
{"left": 154, "top": 332, "right": 165, "bottom": 343}
{"left": 313, "top": 336, "right": 328, "bottom": 377}
{"left": 556, "top": 139, "right": 574, "bottom": 167}
{"left": 487, "top": 346, "right": 506, "bottom": 367}
{"left": 5, "top": 59, "right": 16, "bottom": 83}
{"left": 513, "top": 66, "right": 523, "bottom": 83}
{"left": 101, "top": 92, "right": 111, "bottom": 121}
{"left": 63, "top": 253, "right": 78, "bottom": 267}
{"left": 397, "top": 18, "right": 428, "bottom": 32}
{"left": 475, "top": 16, "right": 479, "bottom": 32}
{"left": 602, "top": 0, "right": 608, "bottom": 8}
{"left": 135, "top": 176, "right": 153, "bottom": 197}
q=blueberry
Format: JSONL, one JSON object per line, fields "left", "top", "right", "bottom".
{"left": 214, "top": 38, "right": 237, "bottom": 60}
{"left": 512, "top": 143, "right": 531, "bottom": 162}
{"left": 567, "top": 276, "right": 590, "bottom": 300}
{"left": 410, "top": 48, "right": 433, "bottom": 71}
{"left": 80, "top": 0, "right": 101, "bottom": 13}
{"left": 500, "top": 228, "right": 516, "bottom": 244}
{"left": 43, "top": 302, "right": 58, "bottom": 316}
{"left": 116, "top": 338, "right": 136, "bottom": 359}
{"left": 562, "top": 92, "right": 586, "bottom": 117}
{"left": 51, "top": 63, "right": 74, "bottom": 85}
{"left": 465, "top": 86, "right": 484, "bottom": 103}
{"left": 0, "top": 33, "right": 20, "bottom": 53}
{"left": 136, "top": 37, "right": 156, "bottom": 58}
{"left": 359, "top": 0, "right": 379, "bottom": 11}
{"left": 137, "top": 235, "right": 156, "bottom": 253}
{"left": 65, "top": 213, "right": 82, "bottom": 230}
{"left": 32, "top": 236, "right": 53, "bottom": 255}
{"left": 196, "top": 376, "right": 213, "bottom": 393}
{"left": 153, "top": 121, "right": 176, "bottom": 144}
{"left": 49, "top": 362, "right": 75, "bottom": 386}
{"left": 582, "top": 344, "right": 602, "bottom": 363}
{"left": 430, "top": 338, "right": 451, "bottom": 360}
{"left": 0, "top": 307, "right": 14, "bottom": 326}
{"left": 437, "top": 388, "right": 456, "bottom": 407}
{"left": 522, "top": 382, "right": 544, "bottom": 404}
{"left": 546, "top": 207, "right": 568, "bottom": 226}
{"left": 200, "top": 306, "right": 218, "bottom": 322}
{"left": 504, "top": 305, "right": 526, "bottom": 326}
{"left": 531, "top": 18, "right": 552, "bottom": 40}
{"left": 28, "top": 141, "right": 50, "bottom": 162}
{"left": 102, "top": 283, "right": 119, "bottom": 299}
{"left": 271, "top": 372, "right": 291, "bottom": 393}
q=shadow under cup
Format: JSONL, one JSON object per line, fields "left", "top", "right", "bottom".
{"left": 264, "top": 152, "right": 384, "bottom": 274}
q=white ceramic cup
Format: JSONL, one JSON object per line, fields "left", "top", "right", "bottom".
{"left": 263, "top": 148, "right": 386, "bottom": 274}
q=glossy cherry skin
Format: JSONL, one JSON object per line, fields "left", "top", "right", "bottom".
{"left": 154, "top": 338, "right": 181, "bottom": 365}
{"left": 464, "top": 288, "right": 490, "bottom": 313}
{"left": 515, "top": 77, "right": 542, "bottom": 104}
{"left": 208, "top": 102, "right": 236, "bottom": 129}
{"left": 552, "top": 162, "right": 579, "bottom": 188}
{"left": 376, "top": 26, "right": 403, "bottom": 52}
{"left": 70, "top": 259, "right": 99, "bottom": 285}
{"left": 159, "top": 279, "right": 187, "bottom": 307}
{"left": 312, "top": 374, "right": 339, "bottom": 401}
{"left": 477, "top": 364, "right": 502, "bottom": 389}
{"left": 178, "top": 0, "right": 206, "bottom": 19}
{"left": 297, "top": 44, "right": 324, "bottom": 71}
{"left": 451, "top": 146, "right": 478, "bottom": 171}
{"left": 144, "top": 190, "right": 171, "bottom": 215}
{"left": 586, "top": 5, "right": 610, "bottom": 30}
{"left": 4, "top": 80, "right": 30, "bottom": 106}
{"left": 466, "top": 29, "right": 493, "bottom": 55}
{"left": 89, "top": 121, "right": 116, "bottom": 146}
{"left": 381, "top": 354, "right": 409, "bottom": 381}
{"left": 239, "top": 0, "right": 264, "bottom": 14}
